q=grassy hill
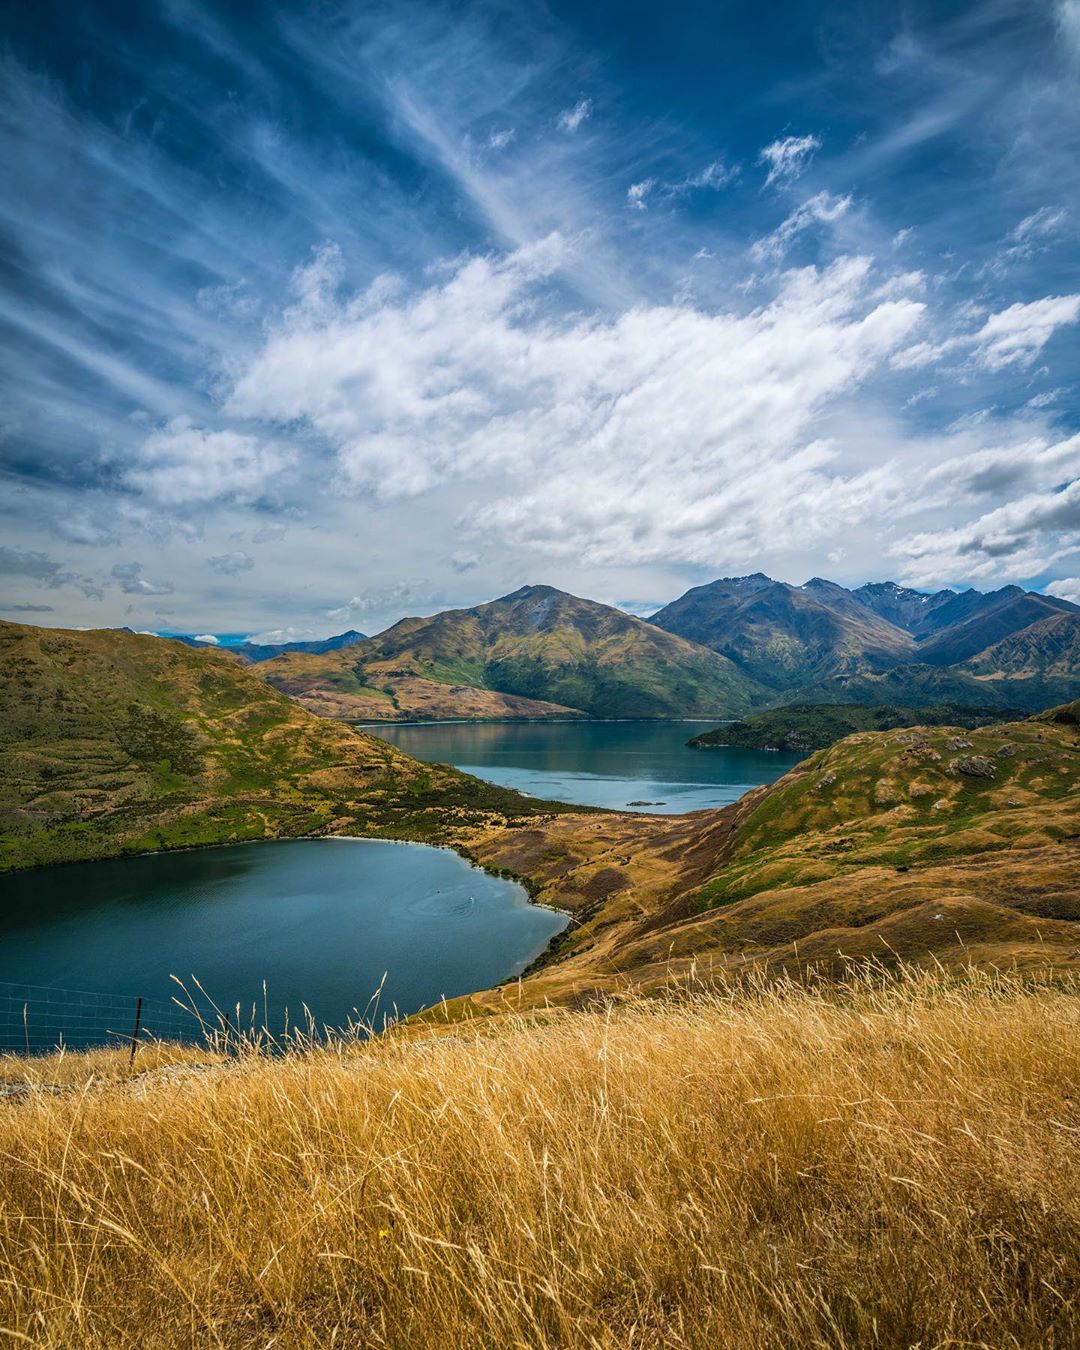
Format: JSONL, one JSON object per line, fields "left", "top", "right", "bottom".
{"left": 688, "top": 701, "right": 1022, "bottom": 752}
{"left": 463, "top": 700, "right": 1080, "bottom": 1007}
{"left": 0, "top": 968, "right": 1075, "bottom": 1348}
{"left": 264, "top": 585, "right": 762, "bottom": 720}
{"left": 0, "top": 621, "right": 573, "bottom": 871}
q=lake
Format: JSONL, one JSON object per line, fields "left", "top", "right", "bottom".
{"left": 0, "top": 840, "right": 565, "bottom": 1051}
{"left": 365, "top": 719, "right": 804, "bottom": 813}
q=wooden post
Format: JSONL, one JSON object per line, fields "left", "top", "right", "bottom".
{"left": 128, "top": 996, "right": 143, "bottom": 1071}
{"left": 22, "top": 1002, "right": 29, "bottom": 1058}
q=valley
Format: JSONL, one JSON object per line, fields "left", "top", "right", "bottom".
{"left": 4, "top": 614, "right": 1079, "bottom": 1014}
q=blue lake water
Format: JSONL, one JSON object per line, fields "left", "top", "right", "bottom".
{"left": 364, "top": 719, "right": 804, "bottom": 813}
{"left": 0, "top": 839, "right": 565, "bottom": 1050}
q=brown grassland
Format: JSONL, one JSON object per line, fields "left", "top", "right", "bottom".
{"left": 3, "top": 624, "right": 1080, "bottom": 1346}
{"left": 0, "top": 965, "right": 1077, "bottom": 1348}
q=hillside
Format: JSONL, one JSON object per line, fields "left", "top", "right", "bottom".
{"left": 915, "top": 587, "right": 1077, "bottom": 666}
{"left": 649, "top": 575, "right": 916, "bottom": 688}
{"left": 688, "top": 701, "right": 1019, "bottom": 752}
{"left": 264, "top": 585, "right": 763, "bottom": 720}
{"left": 463, "top": 700, "right": 1080, "bottom": 1007}
{"left": 651, "top": 574, "right": 1080, "bottom": 710}
{"left": 780, "top": 659, "right": 1080, "bottom": 711}
{"left": 0, "top": 970, "right": 1075, "bottom": 1348}
{"left": 0, "top": 621, "right": 572, "bottom": 871}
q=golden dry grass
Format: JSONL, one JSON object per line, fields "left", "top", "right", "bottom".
{"left": 0, "top": 968, "right": 1077, "bottom": 1348}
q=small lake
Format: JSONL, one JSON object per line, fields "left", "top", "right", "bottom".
{"left": 0, "top": 840, "right": 565, "bottom": 1051}
{"left": 365, "top": 720, "right": 804, "bottom": 813}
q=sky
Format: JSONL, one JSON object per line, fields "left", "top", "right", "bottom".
{"left": 1, "top": 0, "right": 1079, "bottom": 643}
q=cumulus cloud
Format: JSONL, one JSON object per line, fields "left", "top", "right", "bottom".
{"left": 892, "top": 474, "right": 1080, "bottom": 585}
{"left": 894, "top": 295, "right": 1080, "bottom": 372}
{"left": 1047, "top": 577, "right": 1080, "bottom": 604}
{"left": 226, "top": 241, "right": 934, "bottom": 568}
{"left": 626, "top": 179, "right": 654, "bottom": 210}
{"left": 207, "top": 550, "right": 255, "bottom": 575}
{"left": 111, "top": 561, "right": 174, "bottom": 596}
{"left": 325, "top": 581, "right": 444, "bottom": 622}
{"left": 123, "top": 418, "right": 291, "bottom": 507}
{"left": 750, "top": 192, "right": 853, "bottom": 262}
{"left": 0, "top": 545, "right": 102, "bottom": 599}
{"left": 758, "top": 134, "right": 821, "bottom": 185}
{"left": 971, "top": 296, "right": 1080, "bottom": 370}
{"left": 557, "top": 97, "right": 592, "bottom": 132}
{"left": 192, "top": 633, "right": 220, "bottom": 644}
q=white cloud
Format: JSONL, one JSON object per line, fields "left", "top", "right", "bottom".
{"left": 488, "top": 127, "right": 515, "bottom": 150}
{"left": 891, "top": 442, "right": 1080, "bottom": 585}
{"left": 207, "top": 550, "right": 255, "bottom": 575}
{"left": 626, "top": 179, "right": 654, "bottom": 210}
{"left": 750, "top": 191, "right": 853, "bottom": 262}
{"left": 226, "top": 241, "right": 932, "bottom": 568}
{"left": 192, "top": 633, "right": 220, "bottom": 644}
{"left": 111, "top": 561, "right": 173, "bottom": 596}
{"left": 680, "top": 160, "right": 738, "bottom": 192}
{"left": 1057, "top": 1, "right": 1080, "bottom": 59}
{"left": 982, "top": 207, "right": 1067, "bottom": 277}
{"left": 557, "top": 98, "right": 592, "bottom": 132}
{"left": 243, "top": 627, "right": 319, "bottom": 644}
{"left": 970, "top": 295, "right": 1080, "bottom": 371}
{"left": 893, "top": 294, "right": 1080, "bottom": 372}
{"left": 124, "top": 418, "right": 291, "bottom": 506}
{"left": 1047, "top": 577, "right": 1080, "bottom": 605}
{"left": 758, "top": 134, "right": 821, "bottom": 186}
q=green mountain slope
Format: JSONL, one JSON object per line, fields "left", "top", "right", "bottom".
{"left": 777, "top": 659, "right": 1080, "bottom": 712}
{"left": 265, "top": 586, "right": 763, "bottom": 720}
{"left": 960, "top": 612, "right": 1080, "bottom": 678}
{"left": 916, "top": 588, "right": 1078, "bottom": 666}
{"left": 0, "top": 621, "right": 570, "bottom": 872}
{"left": 652, "top": 575, "right": 1080, "bottom": 710}
{"left": 688, "top": 702, "right": 1021, "bottom": 752}
{"left": 467, "top": 699, "right": 1080, "bottom": 1007}
{"left": 649, "top": 575, "right": 916, "bottom": 689}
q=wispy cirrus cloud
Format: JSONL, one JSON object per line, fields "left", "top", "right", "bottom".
{"left": 758, "top": 133, "right": 821, "bottom": 185}
{"left": 1, "top": 0, "right": 1079, "bottom": 635}
{"left": 894, "top": 295, "right": 1080, "bottom": 372}
{"left": 557, "top": 97, "right": 592, "bottom": 132}
{"left": 750, "top": 191, "right": 853, "bottom": 262}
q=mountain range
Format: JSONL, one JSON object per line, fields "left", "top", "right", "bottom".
{"left": 262, "top": 584, "right": 761, "bottom": 720}
{"left": 256, "top": 576, "right": 1080, "bottom": 720}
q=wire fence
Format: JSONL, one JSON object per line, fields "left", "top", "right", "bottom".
{"left": 0, "top": 980, "right": 198, "bottom": 1056}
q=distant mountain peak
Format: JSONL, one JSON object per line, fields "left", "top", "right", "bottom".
{"left": 497, "top": 584, "right": 568, "bottom": 603}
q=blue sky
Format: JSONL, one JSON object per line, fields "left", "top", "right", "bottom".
{"left": 1, "top": 0, "right": 1079, "bottom": 641}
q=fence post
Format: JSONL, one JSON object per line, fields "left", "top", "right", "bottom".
{"left": 22, "top": 1002, "right": 29, "bottom": 1057}
{"left": 128, "top": 996, "right": 143, "bottom": 1071}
